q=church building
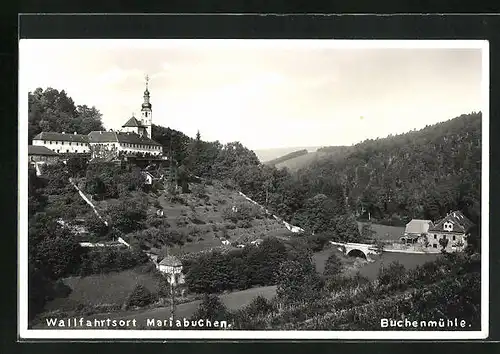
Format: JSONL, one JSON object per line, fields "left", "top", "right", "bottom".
{"left": 31, "top": 75, "right": 163, "bottom": 160}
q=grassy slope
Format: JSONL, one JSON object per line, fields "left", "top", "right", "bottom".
{"left": 274, "top": 151, "right": 326, "bottom": 171}
{"left": 265, "top": 149, "right": 309, "bottom": 166}
{"left": 94, "top": 181, "right": 293, "bottom": 256}
{"left": 42, "top": 181, "right": 292, "bottom": 313}
{"left": 274, "top": 146, "right": 352, "bottom": 172}
{"left": 356, "top": 222, "right": 405, "bottom": 241}
{"left": 44, "top": 268, "right": 162, "bottom": 311}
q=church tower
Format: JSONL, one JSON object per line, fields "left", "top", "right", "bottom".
{"left": 140, "top": 75, "right": 153, "bottom": 138}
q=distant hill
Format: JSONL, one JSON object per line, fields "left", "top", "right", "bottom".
{"left": 253, "top": 146, "right": 321, "bottom": 162}
{"left": 274, "top": 146, "right": 352, "bottom": 172}
{"left": 265, "top": 149, "right": 309, "bottom": 166}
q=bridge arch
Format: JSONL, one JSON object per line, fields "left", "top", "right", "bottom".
{"left": 347, "top": 248, "right": 367, "bottom": 259}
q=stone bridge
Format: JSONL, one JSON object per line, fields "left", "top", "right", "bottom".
{"left": 330, "top": 241, "right": 380, "bottom": 260}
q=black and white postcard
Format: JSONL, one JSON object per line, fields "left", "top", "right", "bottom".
{"left": 18, "top": 37, "right": 489, "bottom": 340}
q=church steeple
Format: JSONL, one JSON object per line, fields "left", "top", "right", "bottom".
{"left": 142, "top": 74, "right": 152, "bottom": 109}
{"left": 140, "top": 74, "right": 153, "bottom": 138}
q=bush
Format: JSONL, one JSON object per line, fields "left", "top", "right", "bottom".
{"left": 306, "top": 232, "right": 331, "bottom": 252}
{"left": 243, "top": 295, "right": 273, "bottom": 316}
{"left": 191, "top": 294, "right": 230, "bottom": 324}
{"left": 276, "top": 258, "right": 324, "bottom": 305}
{"left": 323, "top": 253, "right": 343, "bottom": 277}
{"left": 107, "top": 198, "right": 147, "bottom": 233}
{"left": 79, "top": 247, "right": 149, "bottom": 276}
{"left": 378, "top": 261, "right": 406, "bottom": 288}
{"left": 184, "top": 238, "right": 288, "bottom": 293}
{"left": 236, "top": 220, "right": 252, "bottom": 228}
{"left": 127, "top": 284, "right": 156, "bottom": 308}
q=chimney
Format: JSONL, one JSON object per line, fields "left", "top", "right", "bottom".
{"left": 62, "top": 132, "right": 65, "bottom": 134}
{"left": 74, "top": 132, "right": 77, "bottom": 135}
{"left": 100, "top": 131, "right": 102, "bottom": 134}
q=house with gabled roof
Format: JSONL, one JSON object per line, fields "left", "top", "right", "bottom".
{"left": 32, "top": 131, "right": 90, "bottom": 154}
{"left": 427, "top": 210, "right": 474, "bottom": 252}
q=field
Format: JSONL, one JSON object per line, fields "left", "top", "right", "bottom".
{"left": 274, "top": 151, "right": 328, "bottom": 171}
{"left": 273, "top": 146, "right": 351, "bottom": 172}
{"left": 357, "top": 221, "right": 405, "bottom": 241}
{"left": 37, "top": 285, "right": 278, "bottom": 329}
{"left": 253, "top": 146, "right": 321, "bottom": 163}
{"left": 44, "top": 268, "right": 162, "bottom": 311}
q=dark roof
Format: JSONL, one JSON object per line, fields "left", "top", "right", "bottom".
{"left": 116, "top": 132, "right": 161, "bottom": 146}
{"left": 28, "top": 145, "right": 59, "bottom": 156}
{"left": 429, "top": 211, "right": 474, "bottom": 233}
{"left": 87, "top": 131, "right": 118, "bottom": 143}
{"left": 122, "top": 116, "right": 144, "bottom": 127}
{"left": 88, "top": 131, "right": 161, "bottom": 146}
{"left": 159, "top": 255, "right": 182, "bottom": 267}
{"left": 33, "top": 132, "right": 89, "bottom": 143}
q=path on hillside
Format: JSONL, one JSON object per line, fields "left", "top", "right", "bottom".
{"left": 91, "top": 285, "right": 277, "bottom": 323}
{"left": 68, "top": 177, "right": 108, "bottom": 226}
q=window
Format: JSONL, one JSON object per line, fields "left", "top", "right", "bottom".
{"left": 49, "top": 141, "right": 52, "bottom": 145}
{"left": 43, "top": 140, "right": 46, "bottom": 144}
{"left": 433, "top": 244, "right": 437, "bottom": 248}
{"left": 452, "top": 235, "right": 456, "bottom": 241}
{"left": 433, "top": 234, "right": 436, "bottom": 239}
{"left": 69, "top": 142, "right": 72, "bottom": 146}
{"left": 66, "top": 149, "right": 69, "bottom": 153}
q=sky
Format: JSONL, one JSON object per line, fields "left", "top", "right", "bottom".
{"left": 19, "top": 39, "right": 486, "bottom": 150}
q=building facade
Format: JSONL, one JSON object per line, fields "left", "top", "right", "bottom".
{"left": 32, "top": 132, "right": 90, "bottom": 154}
{"left": 427, "top": 211, "right": 474, "bottom": 252}
{"left": 28, "top": 145, "right": 60, "bottom": 163}
{"left": 30, "top": 75, "right": 162, "bottom": 160}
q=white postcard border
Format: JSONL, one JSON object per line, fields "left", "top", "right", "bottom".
{"left": 18, "top": 39, "right": 490, "bottom": 340}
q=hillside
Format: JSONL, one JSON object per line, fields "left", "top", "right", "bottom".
{"left": 274, "top": 146, "right": 352, "bottom": 172}
{"left": 264, "top": 149, "right": 309, "bottom": 166}
{"left": 296, "top": 112, "right": 482, "bottom": 226}
{"left": 253, "top": 146, "right": 321, "bottom": 163}
{"left": 91, "top": 179, "right": 294, "bottom": 257}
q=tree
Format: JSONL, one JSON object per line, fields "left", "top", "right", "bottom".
{"left": 75, "top": 105, "right": 105, "bottom": 133}
{"left": 107, "top": 198, "right": 147, "bottom": 233}
{"left": 66, "top": 157, "right": 89, "bottom": 178}
{"left": 29, "top": 213, "right": 84, "bottom": 280}
{"left": 360, "top": 223, "right": 376, "bottom": 241}
{"left": 378, "top": 261, "right": 406, "bottom": 288}
{"left": 127, "top": 284, "right": 156, "bottom": 308}
{"left": 439, "top": 237, "right": 450, "bottom": 253}
{"left": 28, "top": 88, "right": 104, "bottom": 142}
{"left": 292, "top": 194, "right": 338, "bottom": 234}
{"left": 323, "top": 253, "right": 343, "bottom": 278}
{"left": 192, "top": 294, "right": 230, "bottom": 325}
{"left": 276, "top": 257, "right": 323, "bottom": 304}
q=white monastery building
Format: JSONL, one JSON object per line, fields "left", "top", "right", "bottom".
{"left": 31, "top": 75, "right": 162, "bottom": 159}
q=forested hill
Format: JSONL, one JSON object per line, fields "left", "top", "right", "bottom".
{"left": 265, "top": 149, "right": 308, "bottom": 166}
{"left": 28, "top": 88, "right": 105, "bottom": 143}
{"left": 297, "top": 112, "right": 482, "bottom": 226}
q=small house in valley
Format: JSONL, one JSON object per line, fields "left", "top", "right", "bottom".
{"left": 28, "top": 145, "right": 60, "bottom": 164}
{"left": 427, "top": 211, "right": 474, "bottom": 252}
{"left": 401, "top": 219, "right": 434, "bottom": 245}
{"left": 158, "top": 255, "right": 185, "bottom": 285}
